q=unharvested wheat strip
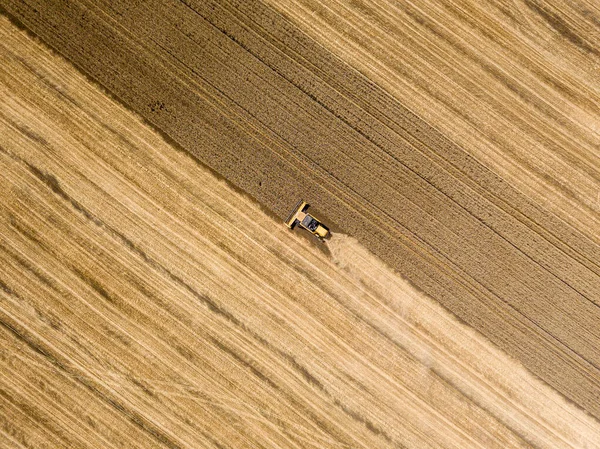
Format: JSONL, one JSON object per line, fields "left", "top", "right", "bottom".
{"left": 266, "top": 0, "right": 600, "bottom": 237}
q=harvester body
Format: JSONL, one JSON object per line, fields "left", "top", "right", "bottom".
{"left": 285, "top": 201, "right": 330, "bottom": 240}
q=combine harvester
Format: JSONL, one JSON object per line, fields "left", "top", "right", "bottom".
{"left": 285, "top": 201, "right": 330, "bottom": 240}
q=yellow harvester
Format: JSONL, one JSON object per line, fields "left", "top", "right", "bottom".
{"left": 285, "top": 200, "right": 330, "bottom": 240}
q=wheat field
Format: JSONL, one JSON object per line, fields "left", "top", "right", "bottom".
{"left": 3, "top": 2, "right": 599, "bottom": 417}
{"left": 2, "top": 18, "right": 599, "bottom": 448}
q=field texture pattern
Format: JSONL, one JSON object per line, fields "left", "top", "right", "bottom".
{"left": 2, "top": 19, "right": 600, "bottom": 447}
{"left": 3, "top": 0, "right": 599, "bottom": 419}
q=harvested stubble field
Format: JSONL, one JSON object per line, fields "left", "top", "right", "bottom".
{"left": 1, "top": 0, "right": 600, "bottom": 447}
